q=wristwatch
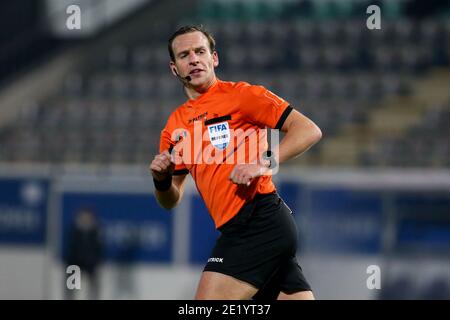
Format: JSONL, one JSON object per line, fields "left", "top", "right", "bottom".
{"left": 262, "top": 151, "right": 277, "bottom": 170}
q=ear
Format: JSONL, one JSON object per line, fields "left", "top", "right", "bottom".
{"left": 169, "top": 61, "right": 178, "bottom": 77}
{"left": 212, "top": 51, "right": 219, "bottom": 68}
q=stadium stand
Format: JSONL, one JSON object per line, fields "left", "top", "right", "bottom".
{"left": 0, "top": 0, "right": 449, "bottom": 168}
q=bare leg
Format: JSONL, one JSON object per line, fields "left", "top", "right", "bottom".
{"left": 195, "top": 271, "right": 259, "bottom": 300}
{"left": 277, "top": 290, "right": 315, "bottom": 300}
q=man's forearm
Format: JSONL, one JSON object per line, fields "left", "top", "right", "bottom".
{"left": 277, "top": 121, "right": 322, "bottom": 164}
{"left": 155, "top": 184, "right": 181, "bottom": 210}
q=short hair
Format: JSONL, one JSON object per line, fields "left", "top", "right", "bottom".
{"left": 168, "top": 25, "right": 216, "bottom": 61}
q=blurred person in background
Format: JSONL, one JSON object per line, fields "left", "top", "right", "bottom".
{"left": 64, "top": 207, "right": 103, "bottom": 300}
{"left": 150, "top": 25, "right": 322, "bottom": 300}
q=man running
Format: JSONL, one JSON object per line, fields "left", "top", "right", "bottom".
{"left": 150, "top": 25, "right": 322, "bottom": 300}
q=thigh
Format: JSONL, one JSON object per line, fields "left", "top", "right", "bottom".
{"left": 278, "top": 290, "right": 315, "bottom": 300}
{"left": 195, "top": 271, "right": 258, "bottom": 300}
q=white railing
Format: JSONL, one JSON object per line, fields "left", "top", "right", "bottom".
{"left": 45, "top": 0, "right": 151, "bottom": 37}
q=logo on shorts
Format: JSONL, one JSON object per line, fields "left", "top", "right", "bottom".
{"left": 207, "top": 257, "right": 224, "bottom": 263}
{"left": 207, "top": 121, "right": 230, "bottom": 150}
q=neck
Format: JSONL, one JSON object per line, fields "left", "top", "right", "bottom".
{"left": 184, "top": 76, "right": 217, "bottom": 100}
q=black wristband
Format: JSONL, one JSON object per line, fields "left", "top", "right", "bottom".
{"left": 153, "top": 175, "right": 172, "bottom": 192}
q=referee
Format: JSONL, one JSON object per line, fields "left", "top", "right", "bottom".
{"left": 150, "top": 25, "right": 322, "bottom": 300}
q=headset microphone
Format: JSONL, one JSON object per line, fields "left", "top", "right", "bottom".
{"left": 174, "top": 69, "right": 191, "bottom": 83}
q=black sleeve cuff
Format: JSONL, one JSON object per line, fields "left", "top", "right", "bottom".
{"left": 275, "top": 105, "right": 293, "bottom": 130}
{"left": 153, "top": 176, "right": 172, "bottom": 192}
{"left": 173, "top": 169, "right": 189, "bottom": 176}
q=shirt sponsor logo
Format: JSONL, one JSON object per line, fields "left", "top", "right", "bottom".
{"left": 207, "top": 257, "right": 224, "bottom": 263}
{"left": 188, "top": 112, "right": 208, "bottom": 124}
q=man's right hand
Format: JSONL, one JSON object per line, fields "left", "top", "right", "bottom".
{"left": 150, "top": 150, "right": 175, "bottom": 181}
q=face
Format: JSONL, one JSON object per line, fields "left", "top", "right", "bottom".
{"left": 170, "top": 31, "right": 219, "bottom": 90}
{"left": 76, "top": 211, "right": 95, "bottom": 229}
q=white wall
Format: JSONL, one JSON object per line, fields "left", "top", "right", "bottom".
{"left": 0, "top": 248, "right": 47, "bottom": 299}
{"left": 301, "top": 254, "right": 383, "bottom": 300}
{"left": 48, "top": 260, "right": 202, "bottom": 300}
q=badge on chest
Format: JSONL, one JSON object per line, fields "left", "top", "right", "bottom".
{"left": 207, "top": 121, "right": 230, "bottom": 150}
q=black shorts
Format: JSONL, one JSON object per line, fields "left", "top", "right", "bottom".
{"left": 203, "top": 192, "right": 312, "bottom": 300}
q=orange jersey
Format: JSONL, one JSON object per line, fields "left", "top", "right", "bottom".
{"left": 159, "top": 79, "right": 293, "bottom": 228}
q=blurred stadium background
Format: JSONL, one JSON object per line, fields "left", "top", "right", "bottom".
{"left": 1, "top": 0, "right": 450, "bottom": 299}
